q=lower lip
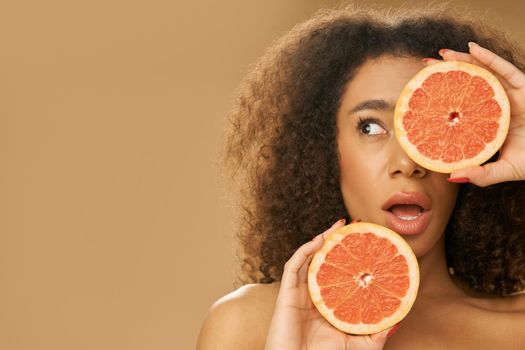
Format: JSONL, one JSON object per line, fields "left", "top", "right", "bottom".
{"left": 383, "top": 210, "right": 431, "bottom": 235}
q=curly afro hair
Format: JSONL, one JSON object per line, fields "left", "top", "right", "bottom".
{"left": 224, "top": 3, "right": 525, "bottom": 296}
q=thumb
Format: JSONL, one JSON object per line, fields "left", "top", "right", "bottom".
{"left": 449, "top": 160, "right": 515, "bottom": 187}
{"left": 369, "top": 323, "right": 401, "bottom": 344}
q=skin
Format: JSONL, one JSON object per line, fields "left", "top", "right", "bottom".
{"left": 196, "top": 44, "right": 525, "bottom": 350}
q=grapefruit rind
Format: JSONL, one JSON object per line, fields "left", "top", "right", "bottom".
{"left": 394, "top": 61, "right": 510, "bottom": 173}
{"left": 307, "top": 222, "right": 419, "bottom": 335}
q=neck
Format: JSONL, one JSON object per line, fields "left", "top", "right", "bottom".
{"left": 416, "top": 235, "right": 465, "bottom": 299}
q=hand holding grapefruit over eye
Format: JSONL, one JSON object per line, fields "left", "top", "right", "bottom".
{"left": 428, "top": 42, "right": 525, "bottom": 186}
{"left": 308, "top": 222, "right": 419, "bottom": 335}
{"left": 394, "top": 60, "right": 510, "bottom": 173}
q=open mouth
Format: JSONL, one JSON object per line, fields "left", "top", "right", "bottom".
{"left": 388, "top": 204, "right": 425, "bottom": 221}
{"left": 381, "top": 192, "right": 432, "bottom": 235}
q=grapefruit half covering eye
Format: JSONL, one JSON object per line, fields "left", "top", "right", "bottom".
{"left": 308, "top": 222, "right": 419, "bottom": 334}
{"left": 394, "top": 61, "right": 510, "bottom": 173}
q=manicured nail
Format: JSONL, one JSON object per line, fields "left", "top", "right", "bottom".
{"left": 387, "top": 323, "right": 401, "bottom": 338}
{"left": 312, "top": 233, "right": 324, "bottom": 241}
{"left": 421, "top": 58, "right": 435, "bottom": 65}
{"left": 330, "top": 219, "right": 344, "bottom": 228}
{"left": 447, "top": 177, "right": 470, "bottom": 183}
{"left": 438, "top": 49, "right": 449, "bottom": 56}
{"left": 321, "top": 219, "right": 345, "bottom": 240}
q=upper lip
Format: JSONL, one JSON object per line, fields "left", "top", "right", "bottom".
{"left": 381, "top": 192, "right": 432, "bottom": 211}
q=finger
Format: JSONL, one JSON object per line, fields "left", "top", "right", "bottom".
{"left": 468, "top": 42, "right": 525, "bottom": 90}
{"left": 280, "top": 219, "right": 346, "bottom": 288}
{"left": 280, "top": 237, "right": 324, "bottom": 289}
{"left": 421, "top": 57, "right": 442, "bottom": 66}
{"left": 449, "top": 159, "right": 517, "bottom": 187}
{"left": 506, "top": 89, "right": 525, "bottom": 116}
{"left": 369, "top": 323, "right": 401, "bottom": 343}
{"left": 296, "top": 254, "right": 313, "bottom": 284}
{"left": 297, "top": 218, "right": 348, "bottom": 282}
{"left": 344, "top": 323, "right": 400, "bottom": 349}
{"left": 439, "top": 49, "right": 477, "bottom": 64}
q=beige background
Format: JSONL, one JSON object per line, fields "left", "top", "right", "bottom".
{"left": 1, "top": 1, "right": 524, "bottom": 349}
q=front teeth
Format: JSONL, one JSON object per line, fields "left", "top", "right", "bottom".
{"left": 397, "top": 213, "right": 421, "bottom": 221}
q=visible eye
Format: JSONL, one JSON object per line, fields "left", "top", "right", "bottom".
{"left": 356, "top": 117, "right": 386, "bottom": 136}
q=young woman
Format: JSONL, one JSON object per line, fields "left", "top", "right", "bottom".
{"left": 197, "top": 4, "right": 525, "bottom": 350}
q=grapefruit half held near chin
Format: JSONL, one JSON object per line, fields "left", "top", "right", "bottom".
{"left": 394, "top": 61, "right": 510, "bottom": 173}
{"left": 308, "top": 222, "right": 419, "bottom": 335}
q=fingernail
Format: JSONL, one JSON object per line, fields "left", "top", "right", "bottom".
{"left": 387, "top": 323, "right": 401, "bottom": 338}
{"left": 422, "top": 58, "right": 436, "bottom": 65}
{"left": 438, "top": 49, "right": 449, "bottom": 56}
{"left": 447, "top": 177, "right": 470, "bottom": 183}
{"left": 468, "top": 41, "right": 479, "bottom": 49}
{"left": 312, "top": 233, "right": 324, "bottom": 241}
{"left": 331, "top": 218, "right": 346, "bottom": 227}
{"left": 324, "top": 218, "right": 346, "bottom": 239}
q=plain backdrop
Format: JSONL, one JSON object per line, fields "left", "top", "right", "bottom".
{"left": 1, "top": 1, "right": 524, "bottom": 349}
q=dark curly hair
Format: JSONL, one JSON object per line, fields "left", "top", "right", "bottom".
{"left": 224, "top": 3, "right": 525, "bottom": 296}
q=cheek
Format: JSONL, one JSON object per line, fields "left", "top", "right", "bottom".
{"left": 338, "top": 140, "right": 386, "bottom": 216}
{"left": 443, "top": 185, "right": 459, "bottom": 214}
{"left": 339, "top": 141, "right": 385, "bottom": 183}
{"left": 435, "top": 174, "right": 459, "bottom": 199}
{"left": 338, "top": 141, "right": 364, "bottom": 187}
{"left": 430, "top": 176, "right": 460, "bottom": 218}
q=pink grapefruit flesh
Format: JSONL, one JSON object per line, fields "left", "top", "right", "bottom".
{"left": 308, "top": 222, "right": 419, "bottom": 334}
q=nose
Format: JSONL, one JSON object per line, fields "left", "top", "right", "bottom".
{"left": 388, "top": 138, "right": 427, "bottom": 179}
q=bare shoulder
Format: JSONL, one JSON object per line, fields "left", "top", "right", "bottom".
{"left": 196, "top": 283, "right": 280, "bottom": 350}
{"left": 464, "top": 289, "right": 525, "bottom": 313}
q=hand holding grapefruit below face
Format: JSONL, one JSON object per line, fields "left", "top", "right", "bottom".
{"left": 394, "top": 60, "right": 510, "bottom": 174}
{"left": 308, "top": 222, "right": 419, "bottom": 335}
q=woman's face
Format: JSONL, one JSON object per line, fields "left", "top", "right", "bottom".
{"left": 336, "top": 55, "right": 459, "bottom": 258}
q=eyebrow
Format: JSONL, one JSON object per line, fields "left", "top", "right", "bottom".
{"left": 349, "top": 99, "right": 396, "bottom": 114}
